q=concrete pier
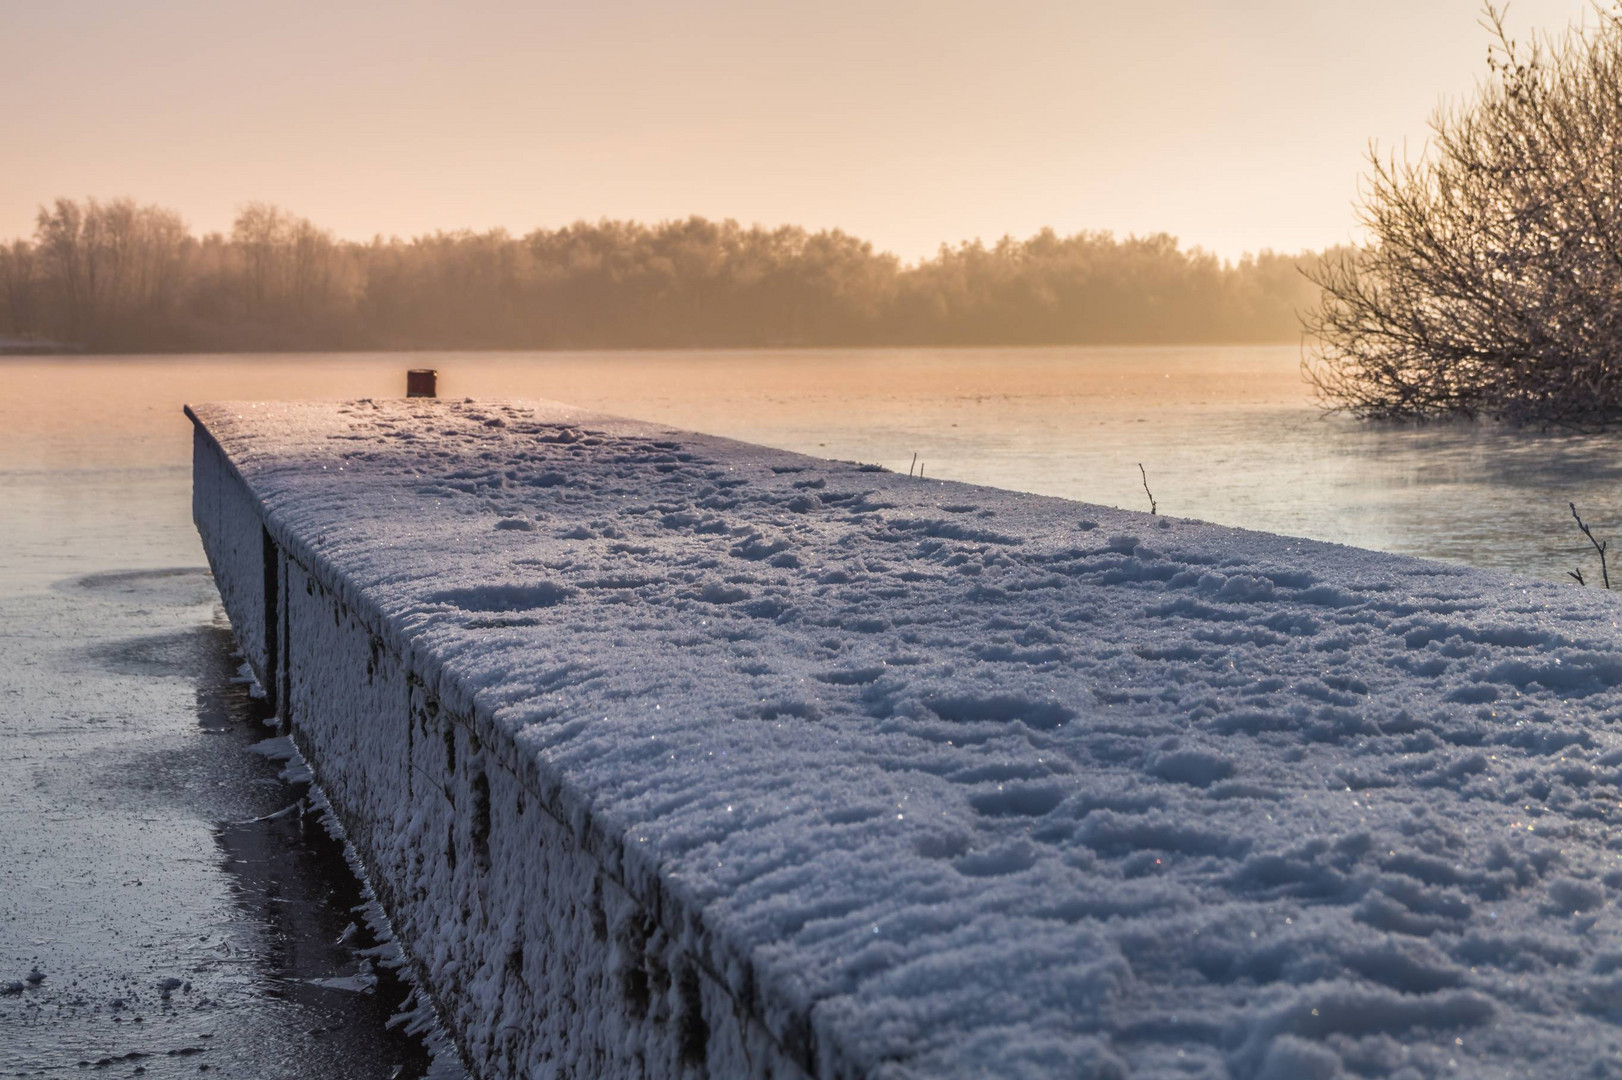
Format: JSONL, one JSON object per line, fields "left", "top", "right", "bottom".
{"left": 188, "top": 398, "right": 1622, "bottom": 1080}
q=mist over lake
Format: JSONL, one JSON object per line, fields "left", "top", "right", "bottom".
{"left": 3, "top": 346, "right": 1615, "bottom": 589}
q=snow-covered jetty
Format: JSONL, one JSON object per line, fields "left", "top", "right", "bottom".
{"left": 189, "top": 399, "right": 1622, "bottom": 1079}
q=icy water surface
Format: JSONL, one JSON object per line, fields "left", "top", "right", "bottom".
{"left": 0, "top": 399, "right": 467, "bottom": 1070}
{"left": 3, "top": 345, "right": 1619, "bottom": 582}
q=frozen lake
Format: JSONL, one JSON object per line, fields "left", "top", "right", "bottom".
{"left": 4, "top": 345, "right": 1619, "bottom": 588}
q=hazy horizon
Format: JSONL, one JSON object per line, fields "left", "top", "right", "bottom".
{"left": 1, "top": 0, "right": 1593, "bottom": 263}
{"left": 0, "top": 201, "right": 1325, "bottom": 351}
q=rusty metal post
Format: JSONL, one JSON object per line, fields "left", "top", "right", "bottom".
{"left": 406, "top": 369, "right": 438, "bottom": 398}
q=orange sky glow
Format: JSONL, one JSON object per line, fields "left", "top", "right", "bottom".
{"left": 0, "top": 0, "right": 1594, "bottom": 262}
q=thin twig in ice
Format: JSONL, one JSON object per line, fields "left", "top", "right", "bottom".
{"left": 1139, "top": 464, "right": 1156, "bottom": 516}
{"left": 1571, "top": 502, "right": 1610, "bottom": 589}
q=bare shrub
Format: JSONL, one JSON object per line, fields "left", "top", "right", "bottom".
{"left": 1306, "top": 7, "right": 1622, "bottom": 425}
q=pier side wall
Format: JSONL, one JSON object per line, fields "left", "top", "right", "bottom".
{"left": 191, "top": 430, "right": 273, "bottom": 687}
{"left": 190, "top": 423, "right": 803, "bottom": 1080}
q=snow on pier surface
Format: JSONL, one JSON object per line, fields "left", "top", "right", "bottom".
{"left": 192, "top": 399, "right": 1622, "bottom": 1079}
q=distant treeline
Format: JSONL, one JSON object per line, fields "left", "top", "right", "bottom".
{"left": 0, "top": 198, "right": 1329, "bottom": 352}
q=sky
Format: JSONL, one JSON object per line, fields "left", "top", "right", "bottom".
{"left": 0, "top": 0, "right": 1595, "bottom": 262}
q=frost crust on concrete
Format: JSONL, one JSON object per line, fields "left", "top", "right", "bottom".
{"left": 190, "top": 399, "right": 1622, "bottom": 1079}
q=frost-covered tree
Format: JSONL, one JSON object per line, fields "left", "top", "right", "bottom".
{"left": 1306, "top": 6, "right": 1622, "bottom": 424}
